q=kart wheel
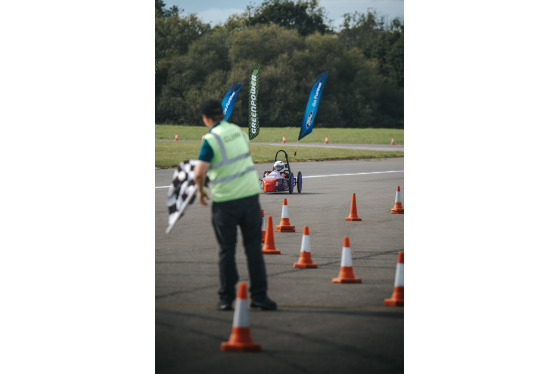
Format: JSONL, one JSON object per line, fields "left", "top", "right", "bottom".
{"left": 288, "top": 174, "right": 294, "bottom": 194}
{"left": 297, "top": 171, "right": 302, "bottom": 193}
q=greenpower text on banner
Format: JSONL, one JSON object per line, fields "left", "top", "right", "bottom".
{"left": 249, "top": 63, "right": 260, "bottom": 140}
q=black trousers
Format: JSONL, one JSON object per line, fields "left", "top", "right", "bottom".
{"left": 211, "top": 194, "right": 268, "bottom": 302}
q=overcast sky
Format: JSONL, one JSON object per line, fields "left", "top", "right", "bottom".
{"left": 163, "top": 0, "right": 404, "bottom": 29}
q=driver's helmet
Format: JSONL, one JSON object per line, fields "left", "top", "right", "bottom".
{"left": 273, "top": 161, "right": 285, "bottom": 173}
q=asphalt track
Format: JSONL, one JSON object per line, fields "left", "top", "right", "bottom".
{"left": 156, "top": 139, "right": 404, "bottom": 152}
{"left": 253, "top": 142, "right": 404, "bottom": 152}
{"left": 155, "top": 158, "right": 404, "bottom": 374}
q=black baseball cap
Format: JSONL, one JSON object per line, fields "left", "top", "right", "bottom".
{"left": 200, "top": 100, "right": 224, "bottom": 117}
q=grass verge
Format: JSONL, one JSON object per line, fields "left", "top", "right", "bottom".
{"left": 156, "top": 125, "right": 404, "bottom": 145}
{"left": 155, "top": 142, "right": 403, "bottom": 169}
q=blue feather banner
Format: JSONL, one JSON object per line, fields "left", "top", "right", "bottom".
{"left": 298, "top": 72, "right": 328, "bottom": 141}
{"left": 221, "top": 82, "right": 242, "bottom": 122}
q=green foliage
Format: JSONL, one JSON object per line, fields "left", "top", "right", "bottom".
{"left": 155, "top": 12, "right": 210, "bottom": 60}
{"left": 247, "top": 0, "right": 330, "bottom": 36}
{"left": 154, "top": 1, "right": 404, "bottom": 128}
{"left": 155, "top": 6, "right": 212, "bottom": 123}
{"left": 338, "top": 10, "right": 404, "bottom": 88}
{"left": 155, "top": 0, "right": 165, "bottom": 17}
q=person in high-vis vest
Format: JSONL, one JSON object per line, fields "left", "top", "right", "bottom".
{"left": 194, "top": 99, "right": 277, "bottom": 311}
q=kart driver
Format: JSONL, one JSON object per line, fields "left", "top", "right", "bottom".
{"left": 273, "top": 161, "right": 286, "bottom": 177}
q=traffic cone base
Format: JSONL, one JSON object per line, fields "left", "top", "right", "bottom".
{"left": 294, "top": 264, "right": 317, "bottom": 269}
{"left": 332, "top": 278, "right": 362, "bottom": 284}
{"left": 262, "top": 248, "right": 281, "bottom": 255}
{"left": 390, "top": 206, "right": 404, "bottom": 214}
{"left": 262, "top": 216, "right": 281, "bottom": 255}
{"left": 332, "top": 267, "right": 362, "bottom": 283}
{"left": 275, "top": 224, "right": 295, "bottom": 232}
{"left": 345, "top": 193, "right": 362, "bottom": 221}
{"left": 221, "top": 327, "right": 262, "bottom": 352}
{"left": 345, "top": 217, "right": 362, "bottom": 221}
{"left": 293, "top": 252, "right": 317, "bottom": 269}
{"left": 384, "top": 288, "right": 404, "bottom": 306}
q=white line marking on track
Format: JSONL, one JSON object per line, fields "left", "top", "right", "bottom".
{"left": 303, "top": 170, "right": 403, "bottom": 178}
{"left": 155, "top": 170, "right": 403, "bottom": 189}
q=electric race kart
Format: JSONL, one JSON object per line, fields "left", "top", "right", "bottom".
{"left": 260, "top": 150, "right": 302, "bottom": 194}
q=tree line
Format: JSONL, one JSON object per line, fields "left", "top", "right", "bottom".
{"left": 155, "top": 0, "right": 403, "bottom": 128}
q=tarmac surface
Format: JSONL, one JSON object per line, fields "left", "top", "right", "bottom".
{"left": 253, "top": 141, "right": 404, "bottom": 152}
{"left": 156, "top": 139, "right": 404, "bottom": 152}
{"left": 155, "top": 158, "right": 404, "bottom": 374}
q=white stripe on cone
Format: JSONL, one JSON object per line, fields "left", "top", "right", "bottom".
{"left": 232, "top": 298, "right": 249, "bottom": 328}
{"left": 395, "top": 190, "right": 401, "bottom": 203}
{"left": 281, "top": 204, "right": 289, "bottom": 219}
{"left": 394, "top": 263, "right": 404, "bottom": 287}
{"left": 340, "top": 247, "right": 353, "bottom": 267}
{"left": 300, "top": 235, "right": 310, "bottom": 253}
{"left": 261, "top": 215, "right": 266, "bottom": 231}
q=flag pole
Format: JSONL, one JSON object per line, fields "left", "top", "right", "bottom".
{"left": 294, "top": 140, "right": 299, "bottom": 157}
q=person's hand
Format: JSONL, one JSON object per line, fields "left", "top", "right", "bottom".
{"left": 198, "top": 187, "right": 209, "bottom": 206}
{"left": 194, "top": 161, "right": 210, "bottom": 206}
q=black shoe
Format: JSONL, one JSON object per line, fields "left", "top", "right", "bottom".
{"left": 250, "top": 297, "right": 277, "bottom": 310}
{"left": 217, "top": 300, "right": 233, "bottom": 311}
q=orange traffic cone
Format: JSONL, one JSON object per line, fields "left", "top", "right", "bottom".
{"left": 261, "top": 209, "right": 266, "bottom": 243}
{"left": 262, "top": 216, "right": 281, "bottom": 254}
{"left": 202, "top": 133, "right": 205, "bottom": 141}
{"left": 282, "top": 134, "right": 286, "bottom": 143}
{"left": 390, "top": 186, "right": 404, "bottom": 214}
{"left": 332, "top": 237, "right": 361, "bottom": 283}
{"left": 293, "top": 226, "right": 317, "bottom": 269}
{"left": 221, "top": 282, "right": 261, "bottom": 352}
{"left": 275, "top": 198, "right": 295, "bottom": 232}
{"left": 345, "top": 193, "right": 362, "bottom": 221}
{"left": 324, "top": 135, "right": 329, "bottom": 144}
{"left": 384, "top": 251, "right": 404, "bottom": 306}
{"left": 390, "top": 137, "right": 395, "bottom": 145}
{"left": 174, "top": 133, "right": 178, "bottom": 141}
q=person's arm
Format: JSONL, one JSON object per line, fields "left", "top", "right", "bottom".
{"left": 194, "top": 161, "right": 210, "bottom": 206}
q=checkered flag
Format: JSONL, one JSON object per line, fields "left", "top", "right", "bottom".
{"left": 165, "top": 160, "right": 208, "bottom": 234}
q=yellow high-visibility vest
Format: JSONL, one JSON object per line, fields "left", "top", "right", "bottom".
{"left": 204, "top": 122, "right": 260, "bottom": 203}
